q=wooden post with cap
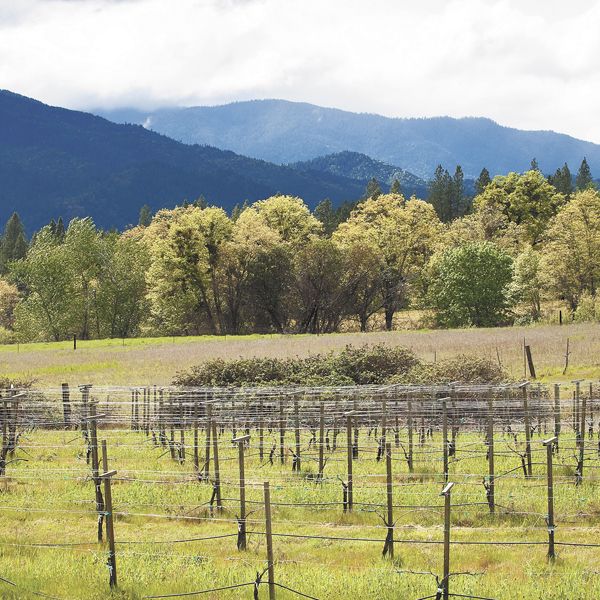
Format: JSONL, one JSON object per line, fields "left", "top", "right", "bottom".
{"left": 233, "top": 434, "right": 250, "bottom": 550}
{"left": 100, "top": 440, "right": 117, "bottom": 588}
{"left": 542, "top": 436, "right": 557, "bottom": 560}
{"left": 440, "top": 481, "right": 455, "bottom": 600}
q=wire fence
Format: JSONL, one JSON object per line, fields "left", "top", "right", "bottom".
{"left": 1, "top": 381, "right": 600, "bottom": 599}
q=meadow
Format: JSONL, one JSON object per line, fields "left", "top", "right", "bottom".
{"left": 0, "top": 322, "right": 598, "bottom": 386}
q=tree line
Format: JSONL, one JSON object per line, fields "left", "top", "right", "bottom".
{"left": 0, "top": 158, "right": 598, "bottom": 342}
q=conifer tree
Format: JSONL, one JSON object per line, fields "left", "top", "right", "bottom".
{"left": 314, "top": 199, "right": 337, "bottom": 236}
{"left": 390, "top": 179, "right": 401, "bottom": 194}
{"left": 576, "top": 157, "right": 593, "bottom": 190}
{"left": 530, "top": 158, "right": 540, "bottom": 172}
{"left": 365, "top": 177, "right": 381, "bottom": 199}
{"left": 475, "top": 168, "right": 491, "bottom": 195}
{"left": 549, "top": 163, "right": 573, "bottom": 196}
{"left": 138, "top": 204, "right": 152, "bottom": 227}
{"left": 0, "top": 212, "right": 27, "bottom": 273}
{"left": 55, "top": 217, "right": 65, "bottom": 241}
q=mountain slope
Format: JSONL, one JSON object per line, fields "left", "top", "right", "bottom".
{"left": 0, "top": 91, "right": 364, "bottom": 231}
{"left": 99, "top": 100, "right": 600, "bottom": 179}
{"left": 290, "top": 151, "right": 429, "bottom": 197}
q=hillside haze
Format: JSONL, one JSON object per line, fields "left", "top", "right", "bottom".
{"left": 0, "top": 91, "right": 364, "bottom": 231}
{"left": 100, "top": 99, "right": 600, "bottom": 179}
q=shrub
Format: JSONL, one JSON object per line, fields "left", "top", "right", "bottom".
{"left": 429, "top": 242, "right": 514, "bottom": 328}
{"left": 573, "top": 293, "right": 600, "bottom": 323}
{"left": 173, "top": 344, "right": 507, "bottom": 387}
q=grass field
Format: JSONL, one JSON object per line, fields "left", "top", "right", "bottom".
{"left": 3, "top": 424, "right": 599, "bottom": 600}
{"left": 0, "top": 322, "right": 598, "bottom": 386}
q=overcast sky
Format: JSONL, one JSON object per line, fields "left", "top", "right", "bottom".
{"left": 1, "top": 0, "right": 599, "bottom": 141}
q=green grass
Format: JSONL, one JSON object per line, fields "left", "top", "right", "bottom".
{"left": 1, "top": 322, "right": 599, "bottom": 386}
{"left": 2, "top": 426, "right": 599, "bottom": 599}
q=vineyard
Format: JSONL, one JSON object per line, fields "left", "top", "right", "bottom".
{"left": 1, "top": 382, "right": 599, "bottom": 599}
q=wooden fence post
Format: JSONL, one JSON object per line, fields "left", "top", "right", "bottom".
{"left": 542, "top": 437, "right": 556, "bottom": 560}
{"left": 100, "top": 440, "right": 117, "bottom": 588}
{"left": 318, "top": 400, "right": 325, "bottom": 481}
{"left": 553, "top": 384, "right": 561, "bottom": 452}
{"left": 211, "top": 420, "right": 222, "bottom": 510}
{"left": 294, "top": 397, "right": 301, "bottom": 471}
{"left": 384, "top": 443, "right": 394, "bottom": 559}
{"left": 233, "top": 434, "right": 250, "bottom": 550}
{"left": 193, "top": 396, "right": 199, "bottom": 475}
{"left": 579, "top": 385, "right": 587, "bottom": 480}
{"left": 86, "top": 402, "right": 105, "bottom": 542}
{"left": 486, "top": 393, "right": 495, "bottom": 514}
{"left": 279, "top": 398, "right": 286, "bottom": 465}
{"left": 204, "top": 403, "right": 212, "bottom": 480}
{"left": 264, "top": 481, "right": 276, "bottom": 600}
{"left": 346, "top": 411, "right": 354, "bottom": 512}
{"left": 521, "top": 383, "right": 533, "bottom": 477}
{"left": 442, "top": 398, "right": 449, "bottom": 483}
{"left": 259, "top": 397, "right": 264, "bottom": 462}
{"left": 524, "top": 345, "right": 536, "bottom": 379}
{"left": 61, "top": 383, "right": 72, "bottom": 429}
{"left": 440, "top": 482, "right": 455, "bottom": 600}
{"left": 407, "top": 396, "right": 414, "bottom": 473}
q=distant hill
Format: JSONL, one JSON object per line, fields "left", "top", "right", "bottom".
{"left": 0, "top": 91, "right": 364, "bottom": 231}
{"left": 99, "top": 99, "right": 600, "bottom": 179}
{"left": 290, "top": 151, "right": 429, "bottom": 197}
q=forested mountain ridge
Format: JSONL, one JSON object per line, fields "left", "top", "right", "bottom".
{"left": 98, "top": 99, "right": 600, "bottom": 179}
{"left": 0, "top": 91, "right": 363, "bottom": 230}
{"left": 290, "top": 152, "right": 429, "bottom": 197}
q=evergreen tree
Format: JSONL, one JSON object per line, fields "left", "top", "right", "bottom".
{"left": 475, "top": 168, "right": 491, "bottom": 195}
{"left": 55, "top": 217, "right": 65, "bottom": 242}
{"left": 530, "top": 158, "right": 540, "bottom": 172}
{"left": 390, "top": 179, "right": 401, "bottom": 194}
{"left": 428, "top": 165, "right": 453, "bottom": 222}
{"left": 548, "top": 163, "right": 573, "bottom": 196}
{"left": 231, "top": 200, "right": 249, "bottom": 222}
{"left": 0, "top": 212, "right": 28, "bottom": 273}
{"left": 365, "top": 177, "right": 381, "bottom": 199}
{"left": 193, "top": 195, "right": 208, "bottom": 209}
{"left": 576, "top": 157, "right": 593, "bottom": 190}
{"left": 314, "top": 198, "right": 337, "bottom": 236}
{"left": 48, "top": 219, "right": 57, "bottom": 237}
{"left": 451, "top": 165, "right": 468, "bottom": 218}
{"left": 138, "top": 204, "right": 152, "bottom": 227}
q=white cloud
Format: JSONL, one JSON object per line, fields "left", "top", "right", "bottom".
{"left": 1, "top": 0, "right": 599, "bottom": 141}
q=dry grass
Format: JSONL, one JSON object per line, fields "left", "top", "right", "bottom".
{"left": 0, "top": 322, "right": 598, "bottom": 386}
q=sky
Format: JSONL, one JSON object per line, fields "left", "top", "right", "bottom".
{"left": 1, "top": 0, "right": 600, "bottom": 142}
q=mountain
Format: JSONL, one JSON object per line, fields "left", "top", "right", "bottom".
{"left": 99, "top": 99, "right": 600, "bottom": 179}
{"left": 0, "top": 91, "right": 364, "bottom": 231}
{"left": 290, "top": 151, "right": 429, "bottom": 197}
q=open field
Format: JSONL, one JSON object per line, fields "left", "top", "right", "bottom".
{"left": 0, "top": 323, "right": 598, "bottom": 386}
{"left": 1, "top": 385, "right": 599, "bottom": 599}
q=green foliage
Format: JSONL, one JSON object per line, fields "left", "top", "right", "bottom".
{"left": 429, "top": 242, "right": 514, "bottom": 327}
{"left": 508, "top": 247, "right": 543, "bottom": 321}
{"left": 174, "top": 343, "right": 420, "bottom": 386}
{"left": 542, "top": 188, "right": 600, "bottom": 310}
{"left": 391, "top": 355, "right": 507, "bottom": 384}
{"left": 573, "top": 293, "right": 600, "bottom": 323}
{"left": 475, "top": 170, "right": 565, "bottom": 245}
{"left": 11, "top": 219, "right": 149, "bottom": 341}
